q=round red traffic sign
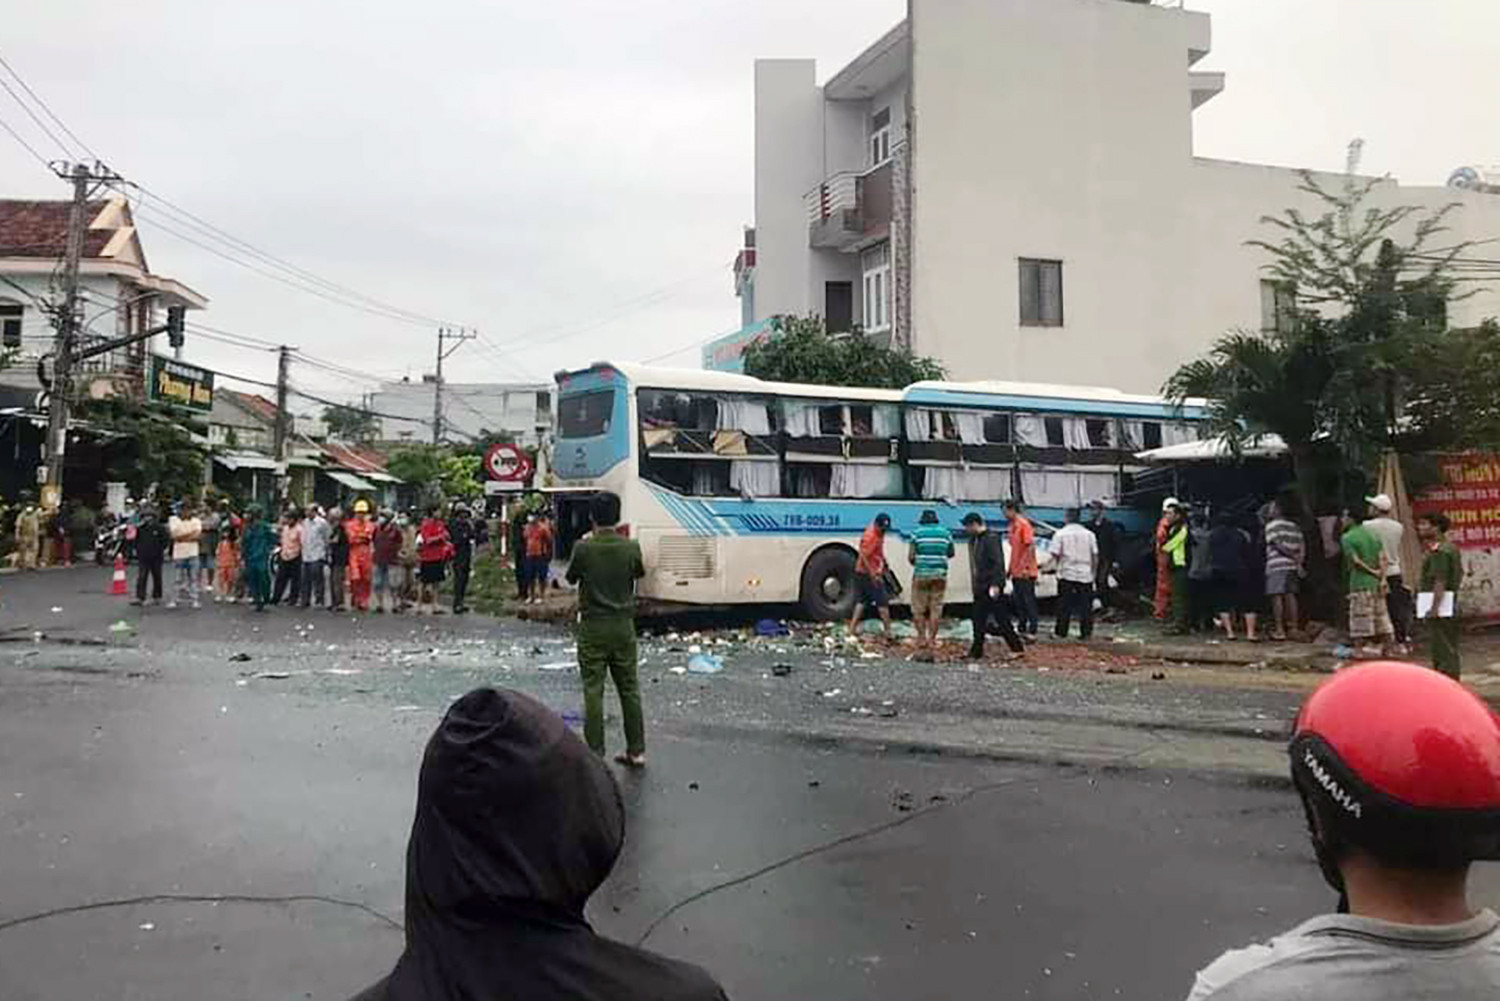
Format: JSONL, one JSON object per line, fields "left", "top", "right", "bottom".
{"left": 484, "top": 443, "right": 533, "bottom": 482}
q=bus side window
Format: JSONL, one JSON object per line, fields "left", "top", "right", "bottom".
{"left": 1044, "top": 417, "right": 1065, "bottom": 447}
{"left": 1141, "top": 421, "right": 1163, "bottom": 450}
{"left": 817, "top": 405, "right": 844, "bottom": 436}
{"left": 983, "top": 413, "right": 1011, "bottom": 444}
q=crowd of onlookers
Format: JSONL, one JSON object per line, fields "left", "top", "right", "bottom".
{"left": 83, "top": 496, "right": 487, "bottom": 615}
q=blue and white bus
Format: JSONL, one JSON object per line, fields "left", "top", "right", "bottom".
{"left": 550, "top": 362, "right": 1206, "bottom": 619}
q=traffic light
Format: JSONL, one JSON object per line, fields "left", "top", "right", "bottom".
{"left": 166, "top": 306, "right": 186, "bottom": 349}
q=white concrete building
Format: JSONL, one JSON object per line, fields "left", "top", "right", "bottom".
{"left": 0, "top": 196, "right": 207, "bottom": 394}
{"left": 369, "top": 377, "right": 552, "bottom": 446}
{"left": 734, "top": 0, "right": 1500, "bottom": 392}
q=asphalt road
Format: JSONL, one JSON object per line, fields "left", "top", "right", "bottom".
{"left": 1, "top": 568, "right": 1495, "bottom": 1001}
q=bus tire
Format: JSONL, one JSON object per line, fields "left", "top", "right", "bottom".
{"left": 799, "top": 546, "right": 857, "bottom": 621}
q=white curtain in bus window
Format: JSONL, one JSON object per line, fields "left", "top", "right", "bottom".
{"left": 1076, "top": 470, "right": 1119, "bottom": 505}
{"left": 790, "top": 467, "right": 825, "bottom": 497}
{"left": 1062, "top": 418, "right": 1092, "bottom": 450}
{"left": 1163, "top": 422, "right": 1198, "bottom": 446}
{"left": 781, "top": 400, "right": 819, "bottom": 438}
{"left": 730, "top": 460, "right": 780, "bottom": 498}
{"left": 904, "top": 408, "right": 933, "bottom": 441}
{"left": 1014, "top": 415, "right": 1047, "bottom": 447}
{"left": 691, "top": 465, "right": 718, "bottom": 496}
{"left": 954, "top": 411, "right": 986, "bottom": 445}
{"left": 1020, "top": 469, "right": 1080, "bottom": 506}
{"left": 831, "top": 463, "right": 901, "bottom": 499}
{"left": 870, "top": 405, "right": 900, "bottom": 439}
{"left": 922, "top": 467, "right": 1009, "bottom": 501}
{"left": 717, "top": 399, "right": 771, "bottom": 434}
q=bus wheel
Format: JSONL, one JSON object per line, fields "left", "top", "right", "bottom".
{"left": 799, "top": 547, "right": 857, "bottom": 621}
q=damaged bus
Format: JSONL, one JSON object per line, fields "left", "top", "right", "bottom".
{"left": 551, "top": 362, "right": 1206, "bottom": 619}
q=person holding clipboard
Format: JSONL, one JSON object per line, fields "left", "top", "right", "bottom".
{"left": 1417, "top": 512, "right": 1464, "bottom": 679}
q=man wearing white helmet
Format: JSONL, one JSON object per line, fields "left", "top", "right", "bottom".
{"left": 1364, "top": 493, "right": 1411, "bottom": 650}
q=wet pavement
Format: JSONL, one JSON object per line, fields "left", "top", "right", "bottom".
{"left": 1, "top": 566, "right": 1496, "bottom": 1001}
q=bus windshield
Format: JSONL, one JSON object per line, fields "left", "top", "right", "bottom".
{"left": 558, "top": 388, "right": 614, "bottom": 438}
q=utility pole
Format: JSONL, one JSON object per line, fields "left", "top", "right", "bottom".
{"left": 274, "top": 345, "right": 292, "bottom": 500}
{"left": 41, "top": 163, "right": 96, "bottom": 506}
{"left": 432, "top": 326, "right": 475, "bottom": 445}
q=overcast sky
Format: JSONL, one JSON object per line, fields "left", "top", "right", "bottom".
{"left": 1, "top": 0, "right": 1494, "bottom": 403}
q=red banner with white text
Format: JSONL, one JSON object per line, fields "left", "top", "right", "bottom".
{"left": 1411, "top": 454, "right": 1500, "bottom": 621}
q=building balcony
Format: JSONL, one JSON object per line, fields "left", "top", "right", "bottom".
{"left": 803, "top": 159, "right": 893, "bottom": 253}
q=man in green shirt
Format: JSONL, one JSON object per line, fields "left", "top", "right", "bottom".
{"left": 1418, "top": 512, "right": 1465, "bottom": 679}
{"left": 907, "top": 509, "right": 954, "bottom": 662}
{"left": 565, "top": 492, "right": 647, "bottom": 766}
{"left": 1341, "top": 517, "right": 1392, "bottom": 655}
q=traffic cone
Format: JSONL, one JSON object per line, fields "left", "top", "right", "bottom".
{"left": 110, "top": 555, "right": 128, "bottom": 596}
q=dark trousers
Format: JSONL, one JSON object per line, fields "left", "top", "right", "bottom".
{"left": 1188, "top": 576, "right": 1217, "bottom": 631}
{"left": 329, "top": 561, "right": 346, "bottom": 609}
{"left": 1386, "top": 575, "right": 1412, "bottom": 643}
{"left": 1170, "top": 567, "right": 1193, "bottom": 633}
{"left": 1012, "top": 577, "right": 1039, "bottom": 635}
{"left": 452, "top": 559, "right": 471, "bottom": 610}
{"left": 1055, "top": 579, "right": 1094, "bottom": 639}
{"left": 135, "top": 556, "right": 163, "bottom": 601}
{"left": 971, "top": 587, "right": 1024, "bottom": 654}
{"left": 272, "top": 557, "right": 302, "bottom": 605}
{"left": 300, "top": 559, "right": 326, "bottom": 607}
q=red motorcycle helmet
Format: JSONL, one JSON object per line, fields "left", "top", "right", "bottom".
{"left": 1290, "top": 662, "right": 1500, "bottom": 893}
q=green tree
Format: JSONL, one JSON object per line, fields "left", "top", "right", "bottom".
{"left": 322, "top": 403, "right": 379, "bottom": 442}
{"left": 80, "top": 398, "right": 206, "bottom": 500}
{"left": 386, "top": 444, "right": 483, "bottom": 505}
{"left": 1165, "top": 170, "right": 1486, "bottom": 510}
{"left": 742, "top": 315, "right": 946, "bottom": 388}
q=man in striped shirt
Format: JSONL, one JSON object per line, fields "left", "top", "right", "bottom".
{"left": 908, "top": 509, "right": 955, "bottom": 662}
{"left": 1263, "top": 500, "right": 1306, "bottom": 641}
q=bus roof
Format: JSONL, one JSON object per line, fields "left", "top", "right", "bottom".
{"left": 556, "top": 363, "right": 1205, "bottom": 417}
{"left": 558, "top": 361, "right": 904, "bottom": 402}
{"left": 903, "top": 379, "right": 1208, "bottom": 418}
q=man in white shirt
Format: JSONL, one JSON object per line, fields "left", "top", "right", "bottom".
{"left": 1050, "top": 507, "right": 1098, "bottom": 640}
{"left": 1363, "top": 493, "right": 1411, "bottom": 648}
{"left": 167, "top": 501, "right": 203, "bottom": 610}
{"left": 299, "top": 506, "right": 331, "bottom": 609}
{"left": 1185, "top": 662, "right": 1500, "bottom": 1000}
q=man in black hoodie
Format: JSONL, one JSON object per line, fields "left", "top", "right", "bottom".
{"left": 963, "top": 512, "right": 1025, "bottom": 660}
{"left": 349, "top": 688, "right": 729, "bottom": 1001}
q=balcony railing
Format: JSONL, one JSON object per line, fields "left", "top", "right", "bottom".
{"left": 802, "top": 153, "right": 897, "bottom": 253}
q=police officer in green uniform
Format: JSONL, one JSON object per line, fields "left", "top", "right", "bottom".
{"left": 1418, "top": 512, "right": 1465, "bottom": 679}
{"left": 566, "top": 492, "right": 647, "bottom": 766}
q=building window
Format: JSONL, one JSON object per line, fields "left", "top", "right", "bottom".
{"left": 869, "top": 107, "right": 891, "bottom": 167}
{"left": 1260, "top": 279, "right": 1295, "bottom": 334}
{"left": 1018, "top": 258, "right": 1063, "bottom": 327}
{"left": 0, "top": 302, "right": 21, "bottom": 349}
{"left": 862, "top": 243, "right": 891, "bottom": 333}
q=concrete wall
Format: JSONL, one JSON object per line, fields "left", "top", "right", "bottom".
{"left": 907, "top": 0, "right": 1500, "bottom": 391}
{"left": 753, "top": 60, "right": 826, "bottom": 323}
{"left": 911, "top": 0, "right": 1203, "bottom": 389}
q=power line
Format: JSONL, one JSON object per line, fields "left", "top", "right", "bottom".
{"left": 122, "top": 184, "right": 455, "bottom": 328}
{"left": 0, "top": 109, "right": 52, "bottom": 169}
{"left": 129, "top": 203, "right": 440, "bottom": 328}
{"left": 0, "top": 73, "right": 74, "bottom": 159}
{"left": 0, "top": 49, "right": 98, "bottom": 160}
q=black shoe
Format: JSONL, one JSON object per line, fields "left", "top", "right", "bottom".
{"left": 967, "top": 647, "right": 984, "bottom": 660}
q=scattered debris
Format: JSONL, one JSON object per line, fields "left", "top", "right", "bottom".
{"left": 228, "top": 653, "right": 252, "bottom": 663}
{"left": 892, "top": 789, "right": 915, "bottom": 813}
{"left": 536, "top": 661, "right": 576, "bottom": 672}
{"left": 1150, "top": 671, "right": 1167, "bottom": 681}
{"left": 50, "top": 606, "right": 63, "bottom": 614}
{"left": 108, "top": 620, "right": 134, "bottom": 634}
{"left": 251, "top": 670, "right": 292, "bottom": 680}
{"left": 322, "top": 668, "right": 361, "bottom": 676}
{"left": 688, "top": 782, "right": 700, "bottom": 791}
{"left": 668, "top": 666, "right": 687, "bottom": 675}
{"left": 820, "top": 688, "right": 842, "bottom": 698}
{"left": 771, "top": 663, "right": 793, "bottom": 677}
{"left": 138, "top": 922, "right": 155, "bottom": 931}
{"left": 755, "top": 619, "right": 790, "bottom": 637}
{"left": 686, "top": 653, "right": 724, "bottom": 675}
